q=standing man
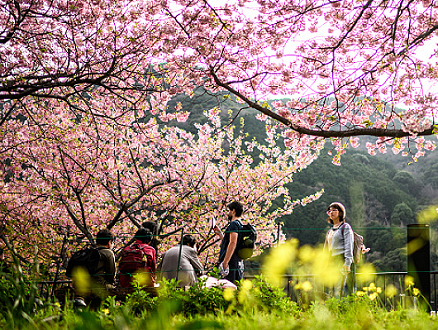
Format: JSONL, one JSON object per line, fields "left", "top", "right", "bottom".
{"left": 214, "top": 201, "right": 244, "bottom": 284}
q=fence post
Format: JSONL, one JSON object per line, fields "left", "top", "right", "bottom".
{"left": 407, "top": 224, "right": 430, "bottom": 312}
{"left": 176, "top": 229, "right": 184, "bottom": 282}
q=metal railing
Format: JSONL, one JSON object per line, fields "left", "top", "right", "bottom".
{"left": 40, "top": 270, "right": 438, "bottom": 311}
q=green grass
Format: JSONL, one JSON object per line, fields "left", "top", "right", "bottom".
{"left": 1, "top": 251, "right": 437, "bottom": 330}
{"left": 1, "top": 275, "right": 438, "bottom": 330}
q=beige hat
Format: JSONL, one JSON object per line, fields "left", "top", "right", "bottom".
{"left": 329, "top": 202, "right": 346, "bottom": 220}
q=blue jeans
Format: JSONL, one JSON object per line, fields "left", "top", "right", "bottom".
{"left": 224, "top": 254, "right": 244, "bottom": 284}
{"left": 331, "top": 254, "right": 356, "bottom": 298}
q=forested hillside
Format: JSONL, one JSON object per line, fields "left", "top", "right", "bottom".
{"left": 168, "top": 90, "right": 438, "bottom": 272}
{"left": 277, "top": 150, "right": 438, "bottom": 272}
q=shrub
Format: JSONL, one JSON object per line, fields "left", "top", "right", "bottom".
{"left": 0, "top": 249, "right": 43, "bottom": 326}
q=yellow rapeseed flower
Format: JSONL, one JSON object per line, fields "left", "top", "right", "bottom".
{"left": 413, "top": 288, "right": 420, "bottom": 296}
{"left": 357, "top": 263, "right": 376, "bottom": 283}
{"left": 103, "top": 308, "right": 110, "bottom": 315}
{"left": 356, "top": 291, "right": 366, "bottom": 297}
{"left": 301, "top": 281, "right": 313, "bottom": 292}
{"left": 385, "top": 284, "right": 398, "bottom": 298}
{"left": 369, "top": 292, "right": 378, "bottom": 301}
{"left": 405, "top": 275, "right": 415, "bottom": 287}
{"left": 417, "top": 205, "right": 438, "bottom": 224}
{"left": 238, "top": 279, "right": 253, "bottom": 304}
{"left": 133, "top": 272, "right": 151, "bottom": 287}
{"left": 72, "top": 267, "right": 90, "bottom": 296}
{"left": 262, "top": 239, "right": 298, "bottom": 287}
{"left": 241, "top": 279, "right": 253, "bottom": 291}
{"left": 223, "top": 287, "right": 235, "bottom": 301}
{"left": 311, "top": 246, "right": 342, "bottom": 287}
{"left": 299, "top": 245, "right": 315, "bottom": 263}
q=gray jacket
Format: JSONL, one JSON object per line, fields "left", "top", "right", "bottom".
{"left": 159, "top": 245, "right": 203, "bottom": 287}
{"left": 325, "top": 222, "right": 354, "bottom": 267}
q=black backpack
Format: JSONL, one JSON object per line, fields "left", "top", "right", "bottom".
{"left": 237, "top": 221, "right": 257, "bottom": 260}
{"left": 66, "top": 247, "right": 103, "bottom": 278}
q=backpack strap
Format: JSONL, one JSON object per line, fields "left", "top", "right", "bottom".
{"left": 340, "top": 222, "right": 347, "bottom": 236}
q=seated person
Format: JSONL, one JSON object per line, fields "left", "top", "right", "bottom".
{"left": 142, "top": 221, "right": 161, "bottom": 253}
{"left": 158, "top": 234, "right": 203, "bottom": 287}
{"left": 119, "top": 228, "right": 156, "bottom": 287}
{"left": 93, "top": 229, "right": 117, "bottom": 290}
{"left": 71, "top": 228, "right": 116, "bottom": 309}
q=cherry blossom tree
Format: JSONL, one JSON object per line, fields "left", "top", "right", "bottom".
{"left": 160, "top": 0, "right": 438, "bottom": 162}
{"left": 2, "top": 0, "right": 438, "bottom": 267}
{"left": 2, "top": 0, "right": 438, "bottom": 153}
{"left": 0, "top": 105, "right": 322, "bottom": 267}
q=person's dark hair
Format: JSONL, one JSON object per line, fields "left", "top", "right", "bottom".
{"left": 142, "top": 221, "right": 161, "bottom": 251}
{"left": 181, "top": 234, "right": 196, "bottom": 247}
{"left": 135, "top": 228, "right": 152, "bottom": 244}
{"left": 227, "top": 201, "right": 244, "bottom": 217}
{"left": 142, "top": 221, "right": 158, "bottom": 234}
{"left": 326, "top": 202, "right": 346, "bottom": 224}
{"left": 96, "top": 228, "right": 114, "bottom": 246}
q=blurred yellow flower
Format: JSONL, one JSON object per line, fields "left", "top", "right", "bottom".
{"left": 301, "top": 281, "right": 313, "bottom": 292}
{"left": 385, "top": 284, "right": 398, "bottom": 298}
{"left": 223, "top": 287, "right": 235, "bottom": 301}
{"left": 72, "top": 267, "right": 90, "bottom": 296}
{"left": 299, "top": 245, "right": 315, "bottom": 263}
{"left": 369, "top": 292, "right": 378, "bottom": 301}
{"left": 412, "top": 288, "right": 420, "bottom": 296}
{"left": 357, "top": 263, "right": 376, "bottom": 284}
{"left": 103, "top": 308, "right": 110, "bottom": 315}
{"left": 405, "top": 275, "right": 415, "bottom": 287}
{"left": 241, "top": 280, "right": 253, "bottom": 291}
{"left": 376, "top": 287, "right": 382, "bottom": 294}
{"left": 311, "top": 246, "right": 342, "bottom": 287}
{"left": 133, "top": 272, "right": 151, "bottom": 287}
{"left": 262, "top": 239, "right": 298, "bottom": 287}
{"left": 356, "top": 291, "right": 365, "bottom": 297}
{"left": 417, "top": 205, "right": 438, "bottom": 224}
{"left": 369, "top": 283, "right": 376, "bottom": 291}
{"left": 238, "top": 279, "right": 253, "bottom": 304}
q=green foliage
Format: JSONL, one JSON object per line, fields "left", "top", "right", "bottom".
{"left": 391, "top": 202, "right": 414, "bottom": 226}
{"left": 0, "top": 249, "right": 44, "bottom": 327}
{"left": 0, "top": 273, "right": 437, "bottom": 330}
{"left": 122, "top": 276, "right": 300, "bottom": 318}
{"left": 248, "top": 276, "right": 300, "bottom": 315}
{"left": 124, "top": 284, "right": 159, "bottom": 316}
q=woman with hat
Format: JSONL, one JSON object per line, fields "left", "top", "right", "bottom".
{"left": 324, "top": 202, "right": 355, "bottom": 297}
